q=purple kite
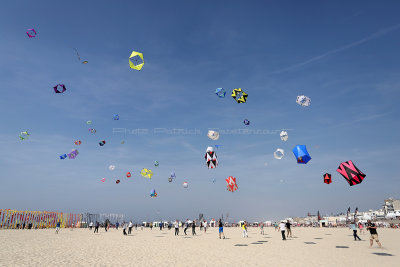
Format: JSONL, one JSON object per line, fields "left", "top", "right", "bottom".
{"left": 337, "top": 160, "right": 366, "bottom": 186}
{"left": 53, "top": 84, "right": 66, "bottom": 94}
{"left": 26, "top": 28, "right": 37, "bottom": 38}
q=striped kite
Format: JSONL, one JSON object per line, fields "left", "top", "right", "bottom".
{"left": 141, "top": 168, "right": 153, "bottom": 179}
{"left": 226, "top": 176, "right": 238, "bottom": 192}
{"left": 231, "top": 88, "right": 248, "bottom": 103}
{"left": 205, "top": 146, "right": 218, "bottom": 169}
{"left": 337, "top": 161, "right": 366, "bottom": 186}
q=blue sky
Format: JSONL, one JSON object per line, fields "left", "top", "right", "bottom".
{"left": 1, "top": 0, "right": 400, "bottom": 222}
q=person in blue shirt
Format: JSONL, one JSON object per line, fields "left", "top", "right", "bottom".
{"left": 350, "top": 222, "right": 361, "bottom": 241}
{"left": 55, "top": 221, "right": 61, "bottom": 234}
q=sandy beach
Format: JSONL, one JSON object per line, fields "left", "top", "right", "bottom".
{"left": 0, "top": 227, "right": 398, "bottom": 266}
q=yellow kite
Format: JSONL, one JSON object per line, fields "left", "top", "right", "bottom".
{"left": 129, "top": 51, "right": 144, "bottom": 70}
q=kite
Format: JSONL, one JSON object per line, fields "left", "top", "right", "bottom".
{"left": 226, "top": 176, "right": 238, "bottom": 192}
{"left": 74, "top": 140, "right": 81, "bottom": 145}
{"left": 19, "top": 131, "right": 29, "bottom": 140}
{"left": 53, "top": 84, "right": 66, "bottom": 94}
{"left": 86, "top": 120, "right": 92, "bottom": 125}
{"left": 170, "top": 172, "right": 176, "bottom": 179}
{"left": 274, "top": 148, "right": 284, "bottom": 159}
{"left": 183, "top": 181, "right": 188, "bottom": 188}
{"left": 243, "top": 119, "right": 250, "bottom": 125}
{"left": 129, "top": 51, "right": 144, "bottom": 70}
{"left": 205, "top": 146, "right": 218, "bottom": 169}
{"left": 150, "top": 189, "right": 157, "bottom": 198}
{"left": 280, "top": 131, "right": 288, "bottom": 141}
{"left": 68, "top": 149, "right": 79, "bottom": 159}
{"left": 116, "top": 179, "right": 120, "bottom": 184}
{"left": 121, "top": 141, "right": 125, "bottom": 144}
{"left": 168, "top": 177, "right": 173, "bottom": 182}
{"left": 109, "top": 165, "right": 116, "bottom": 171}
{"left": 99, "top": 140, "right": 106, "bottom": 146}
{"left": 101, "top": 178, "right": 106, "bottom": 182}
{"left": 26, "top": 28, "right": 37, "bottom": 38}
{"left": 60, "top": 154, "right": 67, "bottom": 160}
{"left": 292, "top": 145, "right": 311, "bottom": 164}
{"left": 296, "top": 95, "right": 311, "bottom": 107}
{"left": 141, "top": 168, "right": 153, "bottom": 179}
{"left": 73, "top": 48, "right": 88, "bottom": 64}
{"left": 154, "top": 161, "right": 159, "bottom": 167}
{"left": 215, "top": 145, "right": 222, "bottom": 149}
{"left": 323, "top": 173, "right": 332, "bottom": 184}
{"left": 215, "top": 88, "right": 226, "bottom": 98}
{"left": 212, "top": 178, "right": 216, "bottom": 183}
{"left": 337, "top": 161, "right": 366, "bottom": 186}
{"left": 88, "top": 128, "right": 96, "bottom": 134}
{"left": 207, "top": 130, "right": 220, "bottom": 141}
{"left": 113, "top": 114, "right": 119, "bottom": 120}
{"left": 126, "top": 172, "right": 131, "bottom": 178}
{"left": 231, "top": 88, "right": 248, "bottom": 103}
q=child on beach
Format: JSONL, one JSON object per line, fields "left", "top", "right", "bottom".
{"left": 358, "top": 223, "right": 364, "bottom": 234}
{"left": 350, "top": 222, "right": 361, "bottom": 241}
{"left": 218, "top": 219, "right": 225, "bottom": 239}
{"left": 123, "top": 224, "right": 127, "bottom": 236}
{"left": 55, "top": 221, "right": 60, "bottom": 234}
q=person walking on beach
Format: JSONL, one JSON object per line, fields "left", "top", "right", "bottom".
{"left": 274, "top": 222, "right": 279, "bottom": 231}
{"left": 192, "top": 220, "right": 196, "bottom": 236}
{"left": 150, "top": 222, "right": 153, "bottom": 230}
{"left": 104, "top": 220, "right": 109, "bottom": 232}
{"left": 123, "top": 223, "right": 127, "bottom": 236}
{"left": 128, "top": 221, "right": 133, "bottom": 235}
{"left": 279, "top": 221, "right": 286, "bottom": 240}
{"left": 55, "top": 221, "right": 61, "bottom": 234}
{"left": 218, "top": 219, "right": 225, "bottom": 239}
{"left": 203, "top": 220, "right": 207, "bottom": 233}
{"left": 260, "top": 223, "right": 264, "bottom": 235}
{"left": 184, "top": 220, "right": 188, "bottom": 235}
{"left": 116, "top": 222, "right": 119, "bottom": 230}
{"left": 350, "top": 222, "right": 361, "bottom": 241}
{"left": 174, "top": 220, "right": 179, "bottom": 236}
{"left": 160, "top": 222, "right": 163, "bottom": 231}
{"left": 89, "top": 222, "right": 93, "bottom": 230}
{"left": 286, "top": 220, "right": 292, "bottom": 238}
{"left": 242, "top": 221, "right": 248, "bottom": 238}
{"left": 367, "top": 220, "right": 382, "bottom": 247}
{"left": 94, "top": 221, "right": 99, "bottom": 233}
{"left": 359, "top": 222, "right": 364, "bottom": 235}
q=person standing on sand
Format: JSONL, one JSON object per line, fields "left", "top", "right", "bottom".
{"left": 218, "top": 219, "right": 225, "bottom": 239}
{"left": 279, "top": 221, "right": 286, "bottom": 240}
{"left": 286, "top": 220, "right": 292, "bottom": 238}
{"left": 89, "top": 222, "right": 93, "bottom": 230}
{"left": 123, "top": 223, "right": 127, "bottom": 236}
{"left": 367, "top": 220, "right": 382, "bottom": 247}
{"left": 359, "top": 222, "right": 364, "bottom": 234}
{"left": 116, "top": 222, "right": 119, "bottom": 230}
{"left": 242, "top": 221, "right": 248, "bottom": 238}
{"left": 260, "top": 223, "right": 264, "bottom": 235}
{"left": 94, "top": 221, "right": 99, "bottom": 233}
{"left": 192, "top": 220, "right": 196, "bottom": 236}
{"left": 128, "top": 221, "right": 133, "bottom": 235}
{"left": 350, "top": 222, "right": 361, "bottom": 241}
{"left": 184, "top": 220, "right": 188, "bottom": 235}
{"left": 274, "top": 222, "right": 279, "bottom": 231}
{"left": 203, "top": 220, "right": 207, "bottom": 233}
{"left": 55, "top": 221, "right": 61, "bottom": 234}
{"left": 174, "top": 220, "right": 179, "bottom": 236}
{"left": 150, "top": 222, "right": 153, "bottom": 230}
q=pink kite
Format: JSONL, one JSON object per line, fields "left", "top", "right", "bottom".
{"left": 337, "top": 160, "right": 366, "bottom": 186}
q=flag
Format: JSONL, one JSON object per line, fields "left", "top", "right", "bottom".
{"left": 317, "top": 211, "right": 321, "bottom": 221}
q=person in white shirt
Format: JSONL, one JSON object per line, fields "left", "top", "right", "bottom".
{"left": 174, "top": 220, "right": 179, "bottom": 236}
{"left": 203, "top": 220, "right": 207, "bottom": 233}
{"left": 89, "top": 222, "right": 93, "bottom": 230}
{"left": 128, "top": 221, "right": 133, "bottom": 235}
{"left": 279, "top": 221, "right": 286, "bottom": 240}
